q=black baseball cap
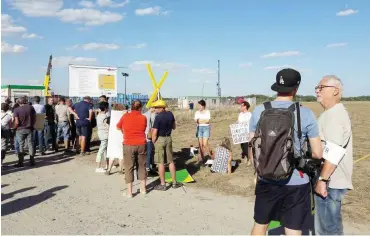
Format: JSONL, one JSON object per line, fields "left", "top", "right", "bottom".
{"left": 271, "top": 68, "right": 301, "bottom": 93}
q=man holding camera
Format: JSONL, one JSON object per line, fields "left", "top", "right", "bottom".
{"left": 249, "top": 69, "right": 323, "bottom": 236}
{"left": 314, "top": 75, "right": 353, "bottom": 235}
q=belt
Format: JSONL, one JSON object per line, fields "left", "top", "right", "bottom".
{"left": 159, "top": 134, "right": 171, "bottom": 137}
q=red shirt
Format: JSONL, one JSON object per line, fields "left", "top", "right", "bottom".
{"left": 116, "top": 111, "right": 147, "bottom": 145}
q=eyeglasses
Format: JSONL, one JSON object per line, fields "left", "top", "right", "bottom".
{"left": 315, "top": 85, "right": 337, "bottom": 92}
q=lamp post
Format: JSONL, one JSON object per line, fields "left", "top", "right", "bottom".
{"left": 201, "top": 82, "right": 205, "bottom": 98}
{"left": 121, "top": 72, "right": 129, "bottom": 104}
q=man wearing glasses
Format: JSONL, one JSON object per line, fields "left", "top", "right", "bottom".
{"left": 314, "top": 75, "right": 353, "bottom": 235}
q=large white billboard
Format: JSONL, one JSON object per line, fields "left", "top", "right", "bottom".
{"left": 68, "top": 64, "right": 118, "bottom": 97}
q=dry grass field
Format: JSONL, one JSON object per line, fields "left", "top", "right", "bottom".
{"left": 169, "top": 101, "right": 370, "bottom": 225}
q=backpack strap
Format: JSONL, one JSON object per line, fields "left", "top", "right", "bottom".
{"left": 263, "top": 102, "right": 272, "bottom": 110}
{"left": 295, "top": 102, "right": 302, "bottom": 140}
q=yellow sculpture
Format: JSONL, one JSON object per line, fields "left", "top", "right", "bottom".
{"left": 146, "top": 63, "right": 168, "bottom": 108}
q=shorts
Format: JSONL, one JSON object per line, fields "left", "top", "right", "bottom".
{"left": 254, "top": 181, "right": 311, "bottom": 230}
{"left": 57, "top": 121, "right": 70, "bottom": 141}
{"left": 154, "top": 136, "right": 173, "bottom": 164}
{"left": 76, "top": 123, "right": 91, "bottom": 137}
{"left": 197, "top": 125, "right": 210, "bottom": 138}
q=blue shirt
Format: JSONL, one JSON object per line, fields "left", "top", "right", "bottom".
{"left": 249, "top": 101, "right": 319, "bottom": 185}
{"left": 72, "top": 101, "right": 93, "bottom": 126}
{"left": 153, "top": 111, "right": 175, "bottom": 137}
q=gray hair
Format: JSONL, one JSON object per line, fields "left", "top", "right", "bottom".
{"left": 322, "top": 75, "right": 343, "bottom": 95}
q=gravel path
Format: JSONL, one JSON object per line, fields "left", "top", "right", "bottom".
{"left": 1, "top": 151, "right": 369, "bottom": 235}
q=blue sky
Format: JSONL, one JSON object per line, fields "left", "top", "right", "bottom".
{"left": 1, "top": 0, "right": 370, "bottom": 97}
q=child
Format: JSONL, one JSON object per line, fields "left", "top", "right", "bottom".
{"left": 95, "top": 102, "right": 110, "bottom": 173}
{"left": 210, "top": 137, "right": 233, "bottom": 174}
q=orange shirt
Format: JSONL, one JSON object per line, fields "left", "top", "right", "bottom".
{"left": 116, "top": 111, "right": 147, "bottom": 145}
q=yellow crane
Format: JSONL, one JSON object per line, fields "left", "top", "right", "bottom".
{"left": 43, "top": 55, "right": 52, "bottom": 96}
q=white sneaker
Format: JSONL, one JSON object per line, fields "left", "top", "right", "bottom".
{"left": 95, "top": 168, "right": 105, "bottom": 173}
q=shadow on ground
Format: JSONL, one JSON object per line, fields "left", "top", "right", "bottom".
{"left": 1, "top": 152, "right": 75, "bottom": 176}
{"left": 1, "top": 185, "right": 69, "bottom": 217}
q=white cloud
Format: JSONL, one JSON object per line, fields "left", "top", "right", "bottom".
{"left": 1, "top": 41, "right": 27, "bottom": 53}
{"left": 264, "top": 65, "right": 294, "bottom": 70}
{"left": 326, "top": 42, "right": 348, "bottom": 48}
{"left": 129, "top": 60, "right": 188, "bottom": 71}
{"left": 129, "top": 43, "right": 147, "bottom": 49}
{"left": 97, "top": 0, "right": 129, "bottom": 8}
{"left": 7, "top": 0, "right": 64, "bottom": 17}
{"left": 22, "top": 33, "right": 44, "bottom": 39}
{"left": 57, "top": 8, "right": 123, "bottom": 26}
{"left": 27, "top": 80, "right": 43, "bottom": 85}
{"left": 68, "top": 43, "right": 120, "bottom": 50}
{"left": 239, "top": 62, "right": 252, "bottom": 68}
{"left": 192, "top": 68, "right": 216, "bottom": 75}
{"left": 135, "top": 6, "right": 169, "bottom": 16}
{"left": 8, "top": 0, "right": 124, "bottom": 26}
{"left": 336, "top": 8, "right": 358, "bottom": 16}
{"left": 1, "top": 14, "right": 27, "bottom": 35}
{"left": 79, "top": 0, "right": 95, "bottom": 8}
{"left": 261, "top": 51, "right": 300, "bottom": 59}
{"left": 53, "top": 56, "right": 97, "bottom": 68}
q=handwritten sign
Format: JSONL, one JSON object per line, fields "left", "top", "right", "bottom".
{"left": 230, "top": 123, "right": 249, "bottom": 144}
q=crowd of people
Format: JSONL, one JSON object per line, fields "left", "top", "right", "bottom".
{"left": 1, "top": 68, "right": 353, "bottom": 235}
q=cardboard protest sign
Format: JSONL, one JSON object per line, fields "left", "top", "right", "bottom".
{"left": 34, "top": 114, "right": 45, "bottom": 130}
{"left": 230, "top": 123, "right": 249, "bottom": 144}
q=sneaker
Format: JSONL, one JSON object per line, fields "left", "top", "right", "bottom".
{"left": 171, "top": 182, "right": 183, "bottom": 189}
{"left": 95, "top": 168, "right": 105, "bottom": 173}
{"left": 154, "top": 184, "right": 167, "bottom": 191}
{"left": 79, "top": 152, "right": 86, "bottom": 157}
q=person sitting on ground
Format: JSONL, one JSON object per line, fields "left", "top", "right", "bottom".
{"left": 95, "top": 102, "right": 110, "bottom": 173}
{"left": 209, "top": 137, "right": 233, "bottom": 174}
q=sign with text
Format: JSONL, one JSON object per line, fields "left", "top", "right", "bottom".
{"left": 230, "top": 123, "right": 249, "bottom": 144}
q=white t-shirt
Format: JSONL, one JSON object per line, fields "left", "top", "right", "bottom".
{"left": 318, "top": 103, "right": 353, "bottom": 190}
{"left": 238, "top": 111, "right": 252, "bottom": 124}
{"left": 194, "top": 110, "right": 211, "bottom": 126}
{"left": 33, "top": 104, "right": 45, "bottom": 114}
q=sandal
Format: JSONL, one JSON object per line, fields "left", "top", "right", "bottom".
{"left": 154, "top": 184, "right": 167, "bottom": 191}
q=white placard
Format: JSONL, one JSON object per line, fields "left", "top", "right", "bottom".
{"left": 106, "top": 110, "right": 125, "bottom": 160}
{"left": 230, "top": 123, "right": 249, "bottom": 144}
{"left": 68, "top": 64, "right": 118, "bottom": 97}
{"left": 323, "top": 140, "right": 347, "bottom": 166}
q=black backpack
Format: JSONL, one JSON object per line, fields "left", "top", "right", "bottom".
{"left": 250, "top": 102, "right": 303, "bottom": 181}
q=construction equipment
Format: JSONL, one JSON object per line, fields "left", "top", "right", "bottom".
{"left": 43, "top": 55, "right": 52, "bottom": 96}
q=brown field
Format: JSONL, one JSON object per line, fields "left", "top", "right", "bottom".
{"left": 169, "top": 101, "right": 370, "bottom": 224}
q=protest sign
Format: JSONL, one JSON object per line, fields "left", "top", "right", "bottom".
{"left": 230, "top": 123, "right": 249, "bottom": 144}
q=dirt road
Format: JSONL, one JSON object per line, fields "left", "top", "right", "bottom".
{"left": 1, "top": 151, "right": 369, "bottom": 235}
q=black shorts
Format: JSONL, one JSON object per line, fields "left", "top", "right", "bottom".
{"left": 254, "top": 181, "right": 311, "bottom": 230}
{"left": 76, "top": 123, "right": 91, "bottom": 137}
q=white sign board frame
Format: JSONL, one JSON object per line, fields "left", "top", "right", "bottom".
{"left": 230, "top": 123, "right": 249, "bottom": 144}
{"left": 106, "top": 110, "right": 125, "bottom": 160}
{"left": 68, "top": 64, "right": 118, "bottom": 97}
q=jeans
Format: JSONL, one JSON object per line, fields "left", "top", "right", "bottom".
{"left": 14, "top": 134, "right": 19, "bottom": 154}
{"left": 146, "top": 141, "right": 154, "bottom": 169}
{"left": 16, "top": 129, "right": 35, "bottom": 163}
{"left": 196, "top": 125, "right": 210, "bottom": 138}
{"left": 96, "top": 139, "right": 108, "bottom": 163}
{"left": 33, "top": 129, "right": 45, "bottom": 153}
{"left": 57, "top": 121, "right": 70, "bottom": 141}
{"left": 45, "top": 123, "right": 57, "bottom": 150}
{"left": 315, "top": 188, "right": 348, "bottom": 235}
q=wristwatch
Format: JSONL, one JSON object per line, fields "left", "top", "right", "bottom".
{"left": 318, "top": 176, "right": 329, "bottom": 183}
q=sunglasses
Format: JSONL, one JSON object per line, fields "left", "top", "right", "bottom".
{"left": 315, "top": 85, "right": 337, "bottom": 92}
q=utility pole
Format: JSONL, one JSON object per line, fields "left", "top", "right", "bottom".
{"left": 217, "top": 59, "right": 221, "bottom": 98}
{"left": 121, "top": 72, "right": 129, "bottom": 104}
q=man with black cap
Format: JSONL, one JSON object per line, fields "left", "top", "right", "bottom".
{"left": 248, "top": 68, "right": 323, "bottom": 235}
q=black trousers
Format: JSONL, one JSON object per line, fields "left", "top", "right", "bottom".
{"left": 240, "top": 142, "right": 248, "bottom": 158}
